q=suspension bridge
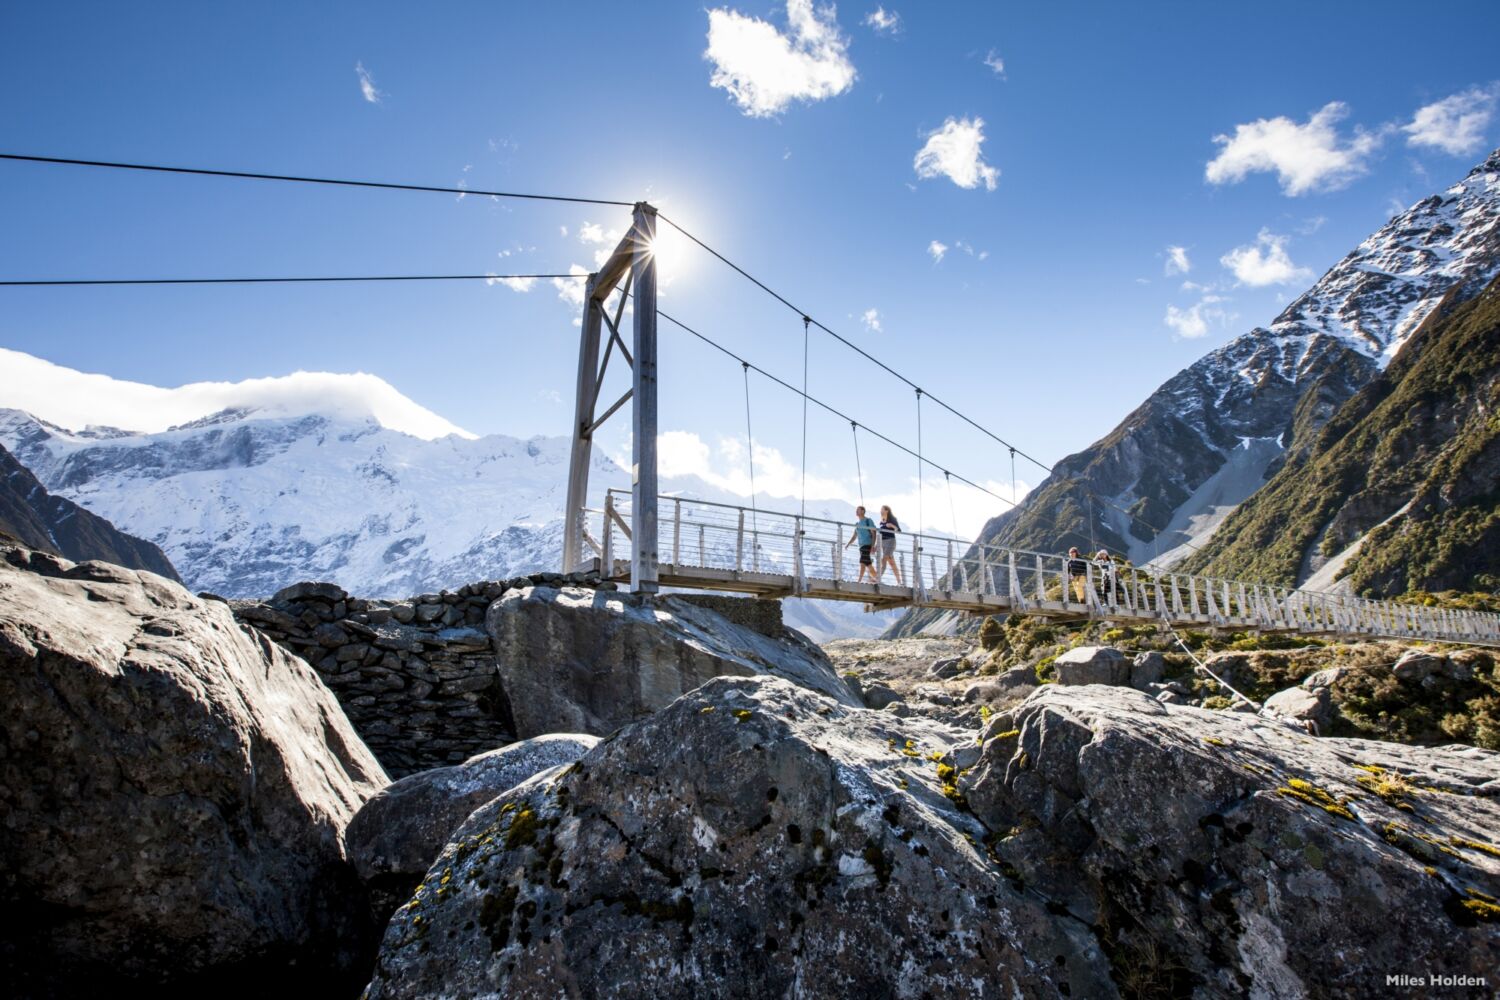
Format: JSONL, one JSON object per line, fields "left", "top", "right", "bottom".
{"left": 5, "top": 153, "right": 1499, "bottom": 646}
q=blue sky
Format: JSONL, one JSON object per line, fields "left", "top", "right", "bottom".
{"left": 2, "top": 1, "right": 1498, "bottom": 533}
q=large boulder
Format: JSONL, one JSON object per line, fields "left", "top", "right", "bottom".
{"left": 1053, "top": 645, "right": 1130, "bottom": 686}
{"left": 960, "top": 685, "right": 1500, "bottom": 996}
{"left": 345, "top": 734, "right": 599, "bottom": 925}
{"left": 363, "top": 676, "right": 1115, "bottom": 999}
{"left": 1263, "top": 684, "right": 1333, "bottom": 732}
{"left": 0, "top": 545, "right": 389, "bottom": 996}
{"left": 486, "top": 586, "right": 858, "bottom": 737}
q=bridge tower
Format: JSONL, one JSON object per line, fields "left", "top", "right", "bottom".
{"left": 560, "top": 202, "right": 659, "bottom": 592}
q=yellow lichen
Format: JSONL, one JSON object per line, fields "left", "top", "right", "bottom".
{"left": 989, "top": 729, "right": 1020, "bottom": 742}
{"left": 1462, "top": 898, "right": 1500, "bottom": 921}
{"left": 1202, "top": 737, "right": 1227, "bottom": 747}
{"left": 1276, "top": 778, "right": 1356, "bottom": 821}
{"left": 733, "top": 709, "right": 753, "bottom": 723}
{"left": 700, "top": 706, "right": 716, "bottom": 714}
{"left": 1450, "top": 836, "right": 1500, "bottom": 859}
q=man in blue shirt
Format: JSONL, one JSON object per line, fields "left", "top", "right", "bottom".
{"left": 844, "top": 505, "right": 878, "bottom": 583}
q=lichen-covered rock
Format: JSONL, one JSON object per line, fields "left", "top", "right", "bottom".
{"left": 1053, "top": 645, "right": 1129, "bottom": 686}
{"left": 1263, "top": 684, "right": 1333, "bottom": 732}
{"left": 345, "top": 734, "right": 599, "bottom": 926}
{"left": 1393, "top": 649, "right": 1445, "bottom": 682}
{"left": 486, "top": 586, "right": 857, "bottom": 737}
{"left": 363, "top": 677, "right": 1115, "bottom": 999}
{"left": 1129, "top": 650, "right": 1166, "bottom": 689}
{"left": 0, "top": 544, "right": 389, "bottom": 996}
{"left": 961, "top": 686, "right": 1500, "bottom": 997}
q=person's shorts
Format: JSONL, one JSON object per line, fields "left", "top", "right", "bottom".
{"left": 880, "top": 536, "right": 897, "bottom": 558}
{"left": 858, "top": 544, "right": 873, "bottom": 565}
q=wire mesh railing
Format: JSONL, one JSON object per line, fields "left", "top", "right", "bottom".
{"left": 581, "top": 491, "right": 1500, "bottom": 644}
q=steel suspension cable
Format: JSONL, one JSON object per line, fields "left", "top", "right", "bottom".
{"left": 0, "top": 273, "right": 585, "bottom": 286}
{"left": 742, "top": 362, "right": 758, "bottom": 529}
{"left": 916, "top": 388, "right": 924, "bottom": 557}
{"left": 0, "top": 153, "right": 635, "bottom": 207}
{"left": 657, "top": 212, "right": 1053, "bottom": 474}
{"left": 851, "top": 422, "right": 865, "bottom": 506}
{"left": 654, "top": 305, "right": 1016, "bottom": 511}
{"left": 800, "top": 316, "right": 810, "bottom": 522}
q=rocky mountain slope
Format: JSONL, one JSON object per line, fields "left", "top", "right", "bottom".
{"left": 0, "top": 441, "right": 180, "bottom": 581}
{"left": 892, "top": 147, "right": 1500, "bottom": 636}
{"left": 1181, "top": 272, "right": 1500, "bottom": 595}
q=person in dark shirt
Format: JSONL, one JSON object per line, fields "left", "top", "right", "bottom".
{"left": 1067, "top": 546, "right": 1088, "bottom": 603}
{"left": 876, "top": 506, "right": 904, "bottom": 586}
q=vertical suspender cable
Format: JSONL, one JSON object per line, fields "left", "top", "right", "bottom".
{"left": 742, "top": 362, "right": 758, "bottom": 531}
{"left": 1009, "top": 446, "right": 1017, "bottom": 507}
{"left": 800, "top": 316, "right": 810, "bottom": 521}
{"left": 945, "top": 470, "right": 958, "bottom": 539}
{"left": 915, "top": 388, "right": 924, "bottom": 550}
{"left": 851, "top": 421, "right": 865, "bottom": 507}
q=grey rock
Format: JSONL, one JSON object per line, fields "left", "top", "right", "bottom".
{"left": 1393, "top": 649, "right": 1445, "bottom": 682}
{"left": 1263, "top": 685, "right": 1333, "bottom": 732}
{"left": 962, "top": 682, "right": 1002, "bottom": 704}
{"left": 841, "top": 671, "right": 865, "bottom": 702}
{"left": 861, "top": 683, "right": 902, "bottom": 710}
{"left": 391, "top": 602, "right": 416, "bottom": 623}
{"left": 0, "top": 544, "right": 387, "bottom": 995}
{"left": 345, "top": 734, "right": 598, "bottom": 926}
{"left": 882, "top": 700, "right": 912, "bottom": 717}
{"left": 927, "top": 656, "right": 963, "bottom": 679}
{"left": 486, "top": 586, "right": 857, "bottom": 738}
{"left": 960, "top": 685, "right": 1500, "bottom": 997}
{"left": 1301, "top": 666, "right": 1348, "bottom": 689}
{"left": 1053, "top": 645, "right": 1130, "bottom": 686}
{"left": 995, "top": 665, "right": 1040, "bottom": 695}
{"left": 1155, "top": 690, "right": 1184, "bottom": 704}
{"left": 415, "top": 602, "right": 446, "bottom": 623}
{"left": 363, "top": 677, "right": 1115, "bottom": 999}
{"left": 272, "top": 580, "right": 347, "bottom": 603}
{"left": 1129, "top": 650, "right": 1166, "bottom": 689}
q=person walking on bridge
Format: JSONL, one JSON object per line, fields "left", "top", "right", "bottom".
{"left": 1067, "top": 547, "right": 1088, "bottom": 603}
{"left": 1095, "top": 549, "right": 1117, "bottom": 604}
{"left": 845, "top": 506, "right": 878, "bottom": 583}
{"left": 876, "top": 506, "right": 904, "bottom": 586}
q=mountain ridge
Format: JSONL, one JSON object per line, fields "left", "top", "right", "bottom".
{"left": 888, "top": 146, "right": 1500, "bottom": 636}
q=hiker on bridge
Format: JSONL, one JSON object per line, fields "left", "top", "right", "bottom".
{"left": 1067, "top": 547, "right": 1089, "bottom": 603}
{"left": 875, "top": 505, "right": 904, "bottom": 586}
{"left": 844, "top": 506, "right": 879, "bottom": 583}
{"left": 1095, "top": 549, "right": 1117, "bottom": 603}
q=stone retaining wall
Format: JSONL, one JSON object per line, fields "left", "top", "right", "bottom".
{"left": 229, "top": 572, "right": 605, "bottom": 777}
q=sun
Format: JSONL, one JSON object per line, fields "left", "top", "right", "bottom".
{"left": 645, "top": 220, "right": 693, "bottom": 287}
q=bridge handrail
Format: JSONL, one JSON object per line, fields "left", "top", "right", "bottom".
{"left": 587, "top": 490, "right": 1500, "bottom": 643}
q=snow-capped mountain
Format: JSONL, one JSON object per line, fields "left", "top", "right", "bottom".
{"left": 890, "top": 147, "right": 1500, "bottom": 635}
{"left": 0, "top": 359, "right": 898, "bottom": 637}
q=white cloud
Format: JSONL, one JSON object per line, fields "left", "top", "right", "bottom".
{"left": 1205, "top": 101, "right": 1383, "bottom": 196}
{"left": 913, "top": 116, "right": 1000, "bottom": 191}
{"left": 553, "top": 264, "right": 590, "bottom": 310}
{"left": 650, "top": 430, "right": 1018, "bottom": 538}
{"left": 559, "top": 225, "right": 569, "bottom": 237}
{"left": 1403, "top": 85, "right": 1499, "bottom": 156}
{"left": 704, "top": 0, "right": 856, "bottom": 118}
{"left": 862, "top": 307, "right": 882, "bottom": 332}
{"left": 927, "top": 240, "right": 948, "bottom": 263}
{"left": 1220, "top": 229, "right": 1313, "bottom": 287}
{"left": 1163, "top": 295, "right": 1231, "bottom": 340}
{"left": 355, "top": 61, "right": 382, "bottom": 103}
{"left": 983, "top": 49, "right": 1005, "bottom": 77}
{"left": 0, "top": 348, "right": 474, "bottom": 440}
{"left": 487, "top": 274, "right": 537, "bottom": 292}
{"left": 578, "top": 222, "right": 607, "bottom": 244}
{"left": 863, "top": 6, "right": 901, "bottom": 34}
{"left": 1164, "top": 245, "right": 1191, "bottom": 276}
